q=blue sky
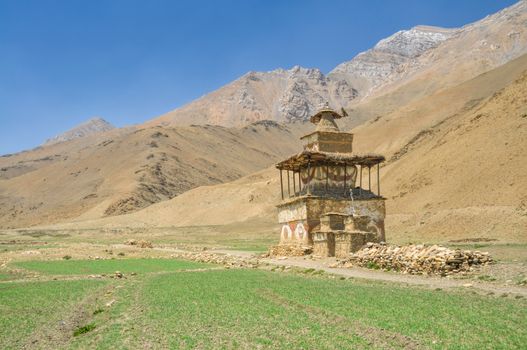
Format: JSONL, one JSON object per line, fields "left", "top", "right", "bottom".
{"left": 0, "top": 0, "right": 518, "bottom": 154}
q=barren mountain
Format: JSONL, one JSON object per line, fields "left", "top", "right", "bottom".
{"left": 0, "top": 121, "right": 309, "bottom": 228}
{"left": 365, "top": 54, "right": 527, "bottom": 243}
{"left": 44, "top": 117, "right": 115, "bottom": 146}
{"left": 344, "top": 0, "right": 527, "bottom": 112}
{"left": 329, "top": 25, "right": 456, "bottom": 97}
{"left": 147, "top": 1, "right": 527, "bottom": 128}
{"left": 144, "top": 66, "right": 358, "bottom": 128}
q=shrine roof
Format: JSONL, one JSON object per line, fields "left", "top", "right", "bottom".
{"left": 310, "top": 108, "right": 344, "bottom": 124}
{"left": 276, "top": 151, "right": 385, "bottom": 171}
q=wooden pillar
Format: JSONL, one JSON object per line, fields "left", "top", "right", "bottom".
{"left": 293, "top": 170, "right": 296, "bottom": 196}
{"left": 343, "top": 165, "right": 347, "bottom": 195}
{"left": 298, "top": 171, "right": 302, "bottom": 193}
{"left": 287, "top": 170, "right": 291, "bottom": 197}
{"left": 368, "top": 166, "right": 371, "bottom": 191}
{"left": 359, "top": 165, "right": 363, "bottom": 197}
{"left": 307, "top": 160, "right": 311, "bottom": 195}
{"left": 279, "top": 169, "right": 284, "bottom": 200}
{"left": 377, "top": 163, "right": 381, "bottom": 196}
{"left": 325, "top": 164, "right": 329, "bottom": 193}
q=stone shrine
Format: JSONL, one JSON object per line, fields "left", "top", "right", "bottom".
{"left": 275, "top": 105, "right": 386, "bottom": 257}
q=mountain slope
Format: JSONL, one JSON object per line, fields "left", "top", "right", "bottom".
{"left": 0, "top": 121, "right": 310, "bottom": 228}
{"left": 329, "top": 25, "right": 456, "bottom": 97}
{"left": 346, "top": 0, "right": 527, "bottom": 113}
{"left": 380, "top": 68, "right": 527, "bottom": 243}
{"left": 144, "top": 66, "right": 358, "bottom": 128}
{"left": 44, "top": 117, "right": 115, "bottom": 145}
{"left": 41, "top": 166, "right": 279, "bottom": 229}
{"left": 146, "top": 1, "right": 527, "bottom": 128}
{"left": 348, "top": 51, "right": 527, "bottom": 157}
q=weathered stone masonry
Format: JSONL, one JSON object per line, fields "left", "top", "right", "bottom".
{"left": 275, "top": 105, "right": 386, "bottom": 257}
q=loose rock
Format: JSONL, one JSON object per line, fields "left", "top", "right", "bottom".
{"left": 125, "top": 239, "right": 153, "bottom": 248}
{"left": 339, "top": 243, "right": 492, "bottom": 276}
{"left": 267, "top": 245, "right": 312, "bottom": 257}
{"left": 171, "top": 252, "right": 260, "bottom": 269}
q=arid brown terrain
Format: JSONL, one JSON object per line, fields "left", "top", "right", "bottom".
{"left": 0, "top": 2, "right": 526, "bottom": 249}
{"left": 0, "top": 122, "right": 309, "bottom": 228}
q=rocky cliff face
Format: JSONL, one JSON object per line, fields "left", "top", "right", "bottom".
{"left": 44, "top": 117, "right": 115, "bottom": 145}
{"left": 329, "top": 26, "right": 456, "bottom": 96}
{"left": 276, "top": 66, "right": 358, "bottom": 122}
{"left": 146, "top": 1, "right": 527, "bottom": 128}
{"left": 144, "top": 27, "right": 452, "bottom": 126}
{"left": 145, "top": 66, "right": 357, "bottom": 127}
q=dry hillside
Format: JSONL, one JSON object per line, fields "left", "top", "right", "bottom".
{"left": 0, "top": 121, "right": 309, "bottom": 228}
{"left": 380, "top": 69, "right": 527, "bottom": 243}
{"left": 41, "top": 167, "right": 279, "bottom": 230}
{"left": 349, "top": 52, "right": 527, "bottom": 156}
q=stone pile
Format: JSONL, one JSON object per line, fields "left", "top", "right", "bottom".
{"left": 171, "top": 252, "right": 261, "bottom": 269}
{"left": 340, "top": 243, "right": 492, "bottom": 275}
{"left": 268, "top": 245, "right": 312, "bottom": 257}
{"left": 125, "top": 239, "right": 153, "bottom": 248}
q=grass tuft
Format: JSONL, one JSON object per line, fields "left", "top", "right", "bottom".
{"left": 73, "top": 323, "right": 96, "bottom": 336}
{"left": 366, "top": 261, "right": 380, "bottom": 270}
{"left": 477, "top": 275, "right": 497, "bottom": 282}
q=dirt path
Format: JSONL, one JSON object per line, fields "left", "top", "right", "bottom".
{"left": 105, "top": 245, "right": 527, "bottom": 297}
{"left": 207, "top": 249, "right": 527, "bottom": 297}
{"left": 266, "top": 256, "right": 527, "bottom": 296}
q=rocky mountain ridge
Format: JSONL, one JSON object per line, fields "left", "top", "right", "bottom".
{"left": 147, "top": 1, "right": 527, "bottom": 128}
{"left": 328, "top": 25, "right": 456, "bottom": 96}
{"left": 44, "top": 117, "right": 115, "bottom": 145}
{"left": 144, "top": 65, "right": 358, "bottom": 128}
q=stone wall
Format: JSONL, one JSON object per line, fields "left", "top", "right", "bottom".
{"left": 301, "top": 131, "right": 354, "bottom": 153}
{"left": 313, "top": 232, "right": 335, "bottom": 256}
{"left": 334, "top": 231, "right": 379, "bottom": 258}
{"left": 306, "top": 197, "right": 386, "bottom": 242}
{"left": 277, "top": 196, "right": 386, "bottom": 247}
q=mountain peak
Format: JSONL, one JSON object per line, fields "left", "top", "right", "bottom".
{"left": 373, "top": 25, "right": 456, "bottom": 58}
{"left": 44, "top": 117, "right": 115, "bottom": 146}
{"left": 146, "top": 1, "right": 527, "bottom": 128}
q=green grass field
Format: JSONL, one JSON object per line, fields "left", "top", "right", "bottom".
{"left": 0, "top": 273, "right": 13, "bottom": 280}
{"left": 15, "top": 258, "right": 210, "bottom": 275}
{"left": 2, "top": 222, "right": 279, "bottom": 252}
{"left": 1, "top": 258, "right": 525, "bottom": 349}
{"left": 0, "top": 279, "right": 107, "bottom": 348}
